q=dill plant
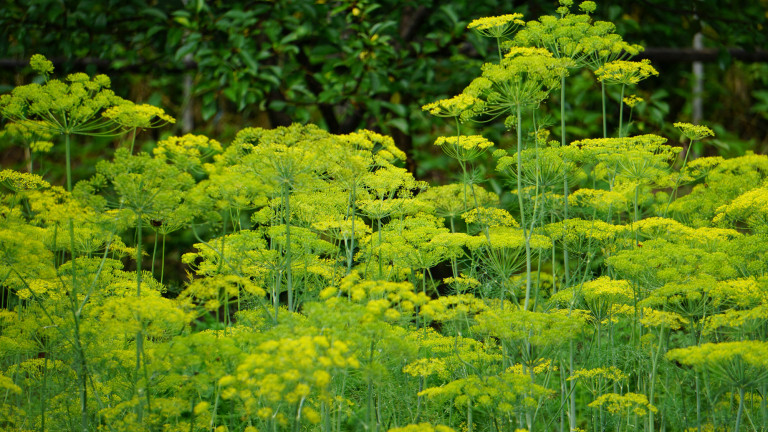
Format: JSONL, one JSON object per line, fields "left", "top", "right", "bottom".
{"left": 3, "top": 3, "right": 768, "bottom": 432}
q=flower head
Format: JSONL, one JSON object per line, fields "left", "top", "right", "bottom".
{"left": 673, "top": 122, "right": 715, "bottom": 141}
{"left": 103, "top": 103, "right": 175, "bottom": 129}
{"left": 467, "top": 14, "right": 525, "bottom": 38}
{"left": 595, "top": 59, "right": 658, "bottom": 85}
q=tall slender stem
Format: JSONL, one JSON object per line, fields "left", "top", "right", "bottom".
{"left": 284, "top": 184, "right": 294, "bottom": 311}
{"left": 663, "top": 139, "right": 695, "bottom": 217}
{"left": 619, "top": 84, "right": 626, "bottom": 138}
{"left": 561, "top": 76, "right": 571, "bottom": 294}
{"left": 135, "top": 212, "right": 145, "bottom": 423}
{"left": 601, "top": 82, "right": 608, "bottom": 138}
{"left": 516, "top": 104, "right": 532, "bottom": 311}
{"left": 65, "top": 133, "right": 89, "bottom": 432}
{"left": 734, "top": 387, "right": 745, "bottom": 432}
{"left": 160, "top": 234, "right": 167, "bottom": 284}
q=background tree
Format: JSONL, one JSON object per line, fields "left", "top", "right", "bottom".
{"left": 1, "top": 0, "right": 766, "bottom": 180}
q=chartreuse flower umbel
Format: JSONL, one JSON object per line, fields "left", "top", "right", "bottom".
{"left": 668, "top": 341, "right": 768, "bottom": 432}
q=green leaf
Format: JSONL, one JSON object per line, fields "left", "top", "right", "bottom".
{"left": 240, "top": 50, "right": 259, "bottom": 72}
{"left": 387, "top": 118, "right": 409, "bottom": 134}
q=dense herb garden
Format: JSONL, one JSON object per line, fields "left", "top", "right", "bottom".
{"left": 2, "top": 2, "right": 768, "bottom": 431}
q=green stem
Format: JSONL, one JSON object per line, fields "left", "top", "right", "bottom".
{"left": 151, "top": 229, "right": 158, "bottom": 276}
{"left": 735, "top": 387, "right": 745, "bottom": 432}
{"left": 41, "top": 354, "right": 47, "bottom": 432}
{"left": 135, "top": 213, "right": 144, "bottom": 424}
{"left": 663, "top": 139, "right": 695, "bottom": 218}
{"left": 377, "top": 218, "right": 383, "bottom": 279}
{"left": 561, "top": 76, "right": 571, "bottom": 293}
{"left": 601, "top": 82, "right": 608, "bottom": 138}
{"left": 633, "top": 184, "right": 640, "bottom": 244}
{"left": 619, "top": 84, "right": 626, "bottom": 138}
{"left": 129, "top": 128, "right": 137, "bottom": 154}
{"left": 467, "top": 398, "right": 473, "bottom": 432}
{"left": 136, "top": 214, "right": 143, "bottom": 295}
{"left": 284, "top": 184, "right": 294, "bottom": 311}
{"left": 695, "top": 373, "right": 701, "bottom": 432}
{"left": 569, "top": 340, "right": 576, "bottom": 432}
{"left": 346, "top": 182, "right": 357, "bottom": 274}
{"left": 65, "top": 133, "right": 89, "bottom": 432}
{"left": 368, "top": 339, "right": 376, "bottom": 432}
{"left": 160, "top": 234, "right": 166, "bottom": 285}
{"left": 515, "top": 104, "right": 532, "bottom": 311}
{"left": 648, "top": 328, "right": 665, "bottom": 432}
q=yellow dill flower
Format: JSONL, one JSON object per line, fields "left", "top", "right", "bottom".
{"left": 581, "top": 276, "right": 633, "bottom": 305}
{"left": 673, "top": 122, "right": 715, "bottom": 141}
{"left": 355, "top": 128, "right": 407, "bottom": 161}
{"left": 623, "top": 94, "right": 643, "bottom": 108}
{"left": 703, "top": 302, "right": 768, "bottom": 336}
{"left": 467, "top": 13, "right": 525, "bottom": 38}
{"left": 0, "top": 169, "right": 50, "bottom": 191}
{"left": 103, "top": 102, "right": 175, "bottom": 129}
{"left": 461, "top": 207, "right": 518, "bottom": 228}
{"left": 708, "top": 277, "right": 767, "bottom": 308}
{"left": 422, "top": 93, "right": 485, "bottom": 121}
{"left": 466, "top": 226, "right": 551, "bottom": 250}
{"left": 473, "top": 305, "right": 585, "bottom": 346}
{"left": 589, "top": 392, "right": 658, "bottom": 416}
{"left": 388, "top": 423, "right": 457, "bottom": 432}
{"left": 434, "top": 135, "right": 494, "bottom": 161}
{"left": 154, "top": 133, "right": 222, "bottom": 172}
{"left": 713, "top": 186, "right": 768, "bottom": 229}
{"left": 443, "top": 274, "right": 481, "bottom": 293}
{"left": 1, "top": 56, "right": 129, "bottom": 136}
{"left": 402, "top": 358, "right": 447, "bottom": 378}
{"left": 420, "top": 371, "right": 551, "bottom": 414}
{"left": 0, "top": 371, "right": 21, "bottom": 395}
{"left": 544, "top": 218, "right": 627, "bottom": 252}
{"left": 667, "top": 341, "right": 768, "bottom": 388}
{"left": 640, "top": 307, "right": 688, "bottom": 330}
{"left": 419, "top": 294, "right": 488, "bottom": 322}
{"left": 464, "top": 47, "right": 566, "bottom": 111}
{"left": 418, "top": 183, "right": 499, "bottom": 218}
{"left": 506, "top": 358, "right": 554, "bottom": 376}
{"left": 568, "top": 187, "right": 629, "bottom": 215}
{"left": 595, "top": 59, "right": 658, "bottom": 85}
{"left": 505, "top": 46, "right": 554, "bottom": 59}
{"left": 29, "top": 54, "right": 54, "bottom": 76}
{"left": 30, "top": 140, "right": 53, "bottom": 153}
{"left": 569, "top": 366, "right": 627, "bottom": 383}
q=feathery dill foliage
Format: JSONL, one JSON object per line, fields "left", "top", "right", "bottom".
{"left": 0, "top": 3, "right": 766, "bottom": 431}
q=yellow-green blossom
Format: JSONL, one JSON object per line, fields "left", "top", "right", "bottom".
{"left": 422, "top": 94, "right": 485, "bottom": 121}
{"left": 103, "top": 102, "right": 175, "bottom": 129}
{"left": 467, "top": 13, "right": 525, "bottom": 38}
{"left": 623, "top": 94, "right": 643, "bottom": 108}
{"left": 461, "top": 207, "right": 518, "bottom": 228}
{"left": 640, "top": 308, "right": 688, "bottom": 330}
{"left": 388, "top": 423, "right": 456, "bottom": 432}
{"left": 595, "top": 59, "right": 658, "bottom": 85}
{"left": 589, "top": 392, "right": 658, "bottom": 416}
{"left": 29, "top": 54, "right": 54, "bottom": 76}
{"left": 673, "top": 122, "right": 715, "bottom": 141}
